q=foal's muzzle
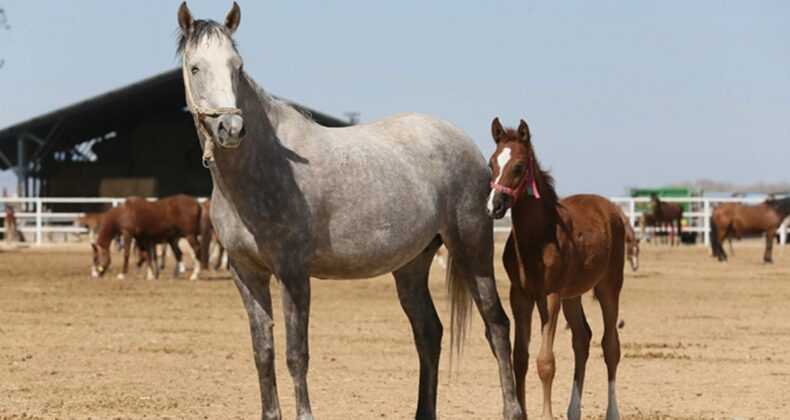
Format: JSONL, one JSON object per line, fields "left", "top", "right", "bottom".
{"left": 213, "top": 114, "right": 246, "bottom": 148}
{"left": 486, "top": 192, "right": 510, "bottom": 220}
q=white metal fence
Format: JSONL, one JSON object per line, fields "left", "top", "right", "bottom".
{"left": 495, "top": 196, "right": 788, "bottom": 246}
{"left": 1, "top": 196, "right": 787, "bottom": 246}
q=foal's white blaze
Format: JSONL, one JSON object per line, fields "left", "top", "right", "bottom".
{"left": 486, "top": 146, "right": 512, "bottom": 213}
{"left": 188, "top": 36, "right": 238, "bottom": 109}
{"left": 606, "top": 380, "right": 620, "bottom": 420}
{"left": 567, "top": 380, "right": 582, "bottom": 420}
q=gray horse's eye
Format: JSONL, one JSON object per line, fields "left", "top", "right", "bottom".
{"left": 191, "top": 66, "right": 199, "bottom": 75}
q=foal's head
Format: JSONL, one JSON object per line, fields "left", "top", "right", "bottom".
{"left": 486, "top": 118, "right": 540, "bottom": 219}
{"left": 177, "top": 2, "right": 246, "bottom": 149}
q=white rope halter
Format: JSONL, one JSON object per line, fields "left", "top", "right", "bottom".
{"left": 181, "top": 57, "right": 242, "bottom": 168}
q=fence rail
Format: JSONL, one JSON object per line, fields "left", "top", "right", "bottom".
{"left": 1, "top": 196, "right": 787, "bottom": 246}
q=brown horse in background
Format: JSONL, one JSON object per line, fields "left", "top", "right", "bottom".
{"left": 198, "top": 199, "right": 227, "bottom": 271}
{"left": 650, "top": 193, "right": 683, "bottom": 246}
{"left": 92, "top": 195, "right": 202, "bottom": 280}
{"left": 486, "top": 118, "right": 624, "bottom": 420}
{"left": 617, "top": 208, "right": 639, "bottom": 271}
{"left": 710, "top": 198, "right": 790, "bottom": 263}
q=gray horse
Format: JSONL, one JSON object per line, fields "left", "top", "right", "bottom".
{"left": 177, "top": 3, "right": 521, "bottom": 419}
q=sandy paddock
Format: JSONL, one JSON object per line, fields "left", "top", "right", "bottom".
{"left": 1, "top": 241, "right": 789, "bottom": 419}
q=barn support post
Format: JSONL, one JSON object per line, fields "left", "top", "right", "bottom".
{"left": 35, "top": 198, "right": 43, "bottom": 245}
{"left": 16, "top": 135, "right": 26, "bottom": 199}
{"left": 703, "top": 199, "right": 710, "bottom": 246}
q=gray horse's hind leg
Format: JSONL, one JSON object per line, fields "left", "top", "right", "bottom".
{"left": 231, "top": 265, "right": 282, "bottom": 420}
{"left": 276, "top": 267, "right": 314, "bottom": 420}
{"left": 393, "top": 236, "right": 443, "bottom": 419}
{"left": 442, "top": 223, "right": 522, "bottom": 420}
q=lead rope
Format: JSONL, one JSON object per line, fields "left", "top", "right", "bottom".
{"left": 181, "top": 56, "right": 242, "bottom": 168}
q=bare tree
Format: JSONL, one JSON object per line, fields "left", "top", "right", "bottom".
{"left": 0, "top": 3, "right": 8, "bottom": 69}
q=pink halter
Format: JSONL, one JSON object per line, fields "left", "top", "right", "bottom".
{"left": 490, "top": 156, "right": 541, "bottom": 200}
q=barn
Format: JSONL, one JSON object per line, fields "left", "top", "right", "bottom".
{"left": 0, "top": 68, "right": 350, "bottom": 209}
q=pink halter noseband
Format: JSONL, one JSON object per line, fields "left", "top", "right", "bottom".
{"left": 490, "top": 156, "right": 541, "bottom": 200}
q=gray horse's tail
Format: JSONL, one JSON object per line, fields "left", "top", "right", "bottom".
{"left": 446, "top": 256, "right": 471, "bottom": 369}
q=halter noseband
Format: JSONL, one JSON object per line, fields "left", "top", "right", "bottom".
{"left": 181, "top": 57, "right": 243, "bottom": 168}
{"left": 490, "top": 156, "right": 541, "bottom": 201}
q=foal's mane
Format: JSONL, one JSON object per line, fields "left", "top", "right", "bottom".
{"left": 499, "top": 129, "right": 560, "bottom": 210}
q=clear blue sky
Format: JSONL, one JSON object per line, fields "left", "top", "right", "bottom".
{"left": 1, "top": 1, "right": 788, "bottom": 196}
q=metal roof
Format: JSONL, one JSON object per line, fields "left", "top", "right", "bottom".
{"left": 0, "top": 68, "right": 350, "bottom": 171}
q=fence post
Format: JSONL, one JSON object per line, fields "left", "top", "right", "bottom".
{"left": 628, "top": 198, "right": 636, "bottom": 229}
{"left": 703, "top": 199, "right": 710, "bottom": 246}
{"left": 35, "top": 198, "right": 43, "bottom": 245}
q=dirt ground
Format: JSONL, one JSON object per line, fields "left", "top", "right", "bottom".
{"left": 1, "top": 240, "right": 789, "bottom": 419}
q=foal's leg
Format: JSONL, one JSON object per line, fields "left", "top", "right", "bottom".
{"left": 232, "top": 265, "right": 281, "bottom": 420}
{"left": 276, "top": 267, "right": 313, "bottom": 420}
{"left": 595, "top": 281, "right": 622, "bottom": 420}
{"left": 503, "top": 235, "right": 533, "bottom": 417}
{"left": 764, "top": 228, "right": 776, "bottom": 263}
{"left": 535, "top": 292, "right": 561, "bottom": 420}
{"left": 562, "top": 296, "right": 592, "bottom": 420}
{"left": 392, "top": 237, "right": 442, "bottom": 419}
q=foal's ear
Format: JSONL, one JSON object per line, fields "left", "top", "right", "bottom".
{"left": 491, "top": 117, "right": 505, "bottom": 143}
{"left": 177, "top": 2, "right": 194, "bottom": 35}
{"left": 225, "top": 2, "right": 241, "bottom": 34}
{"left": 517, "top": 119, "right": 531, "bottom": 143}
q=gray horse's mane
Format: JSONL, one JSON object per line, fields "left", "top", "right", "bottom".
{"left": 176, "top": 20, "right": 315, "bottom": 123}
{"left": 176, "top": 19, "right": 237, "bottom": 55}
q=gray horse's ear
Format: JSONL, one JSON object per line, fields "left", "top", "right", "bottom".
{"left": 491, "top": 117, "right": 504, "bottom": 143}
{"left": 225, "top": 2, "right": 241, "bottom": 33}
{"left": 178, "top": 2, "right": 194, "bottom": 35}
{"left": 517, "top": 119, "right": 531, "bottom": 143}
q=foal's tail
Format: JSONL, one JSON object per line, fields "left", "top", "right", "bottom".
{"left": 445, "top": 256, "right": 471, "bottom": 368}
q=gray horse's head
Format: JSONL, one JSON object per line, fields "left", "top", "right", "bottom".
{"left": 178, "top": 2, "right": 246, "bottom": 148}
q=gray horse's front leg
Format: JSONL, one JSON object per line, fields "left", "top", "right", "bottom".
{"left": 277, "top": 268, "right": 314, "bottom": 420}
{"left": 232, "top": 265, "right": 282, "bottom": 420}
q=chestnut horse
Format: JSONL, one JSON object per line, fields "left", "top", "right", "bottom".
{"left": 618, "top": 208, "right": 639, "bottom": 271}
{"left": 710, "top": 197, "right": 790, "bottom": 263}
{"left": 650, "top": 193, "right": 683, "bottom": 246}
{"left": 92, "top": 195, "right": 202, "bottom": 279}
{"left": 487, "top": 118, "right": 624, "bottom": 420}
{"left": 198, "top": 199, "right": 227, "bottom": 270}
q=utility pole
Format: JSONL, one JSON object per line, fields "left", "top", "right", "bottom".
{"left": 344, "top": 112, "right": 360, "bottom": 125}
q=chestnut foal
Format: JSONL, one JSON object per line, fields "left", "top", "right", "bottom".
{"left": 486, "top": 118, "right": 625, "bottom": 420}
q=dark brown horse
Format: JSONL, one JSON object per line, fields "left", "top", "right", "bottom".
{"left": 91, "top": 194, "right": 202, "bottom": 279}
{"left": 198, "top": 199, "right": 227, "bottom": 270}
{"left": 486, "top": 118, "right": 624, "bottom": 420}
{"left": 650, "top": 193, "right": 683, "bottom": 246}
{"left": 710, "top": 198, "right": 790, "bottom": 263}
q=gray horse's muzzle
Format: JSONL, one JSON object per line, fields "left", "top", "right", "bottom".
{"left": 213, "top": 114, "right": 246, "bottom": 148}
